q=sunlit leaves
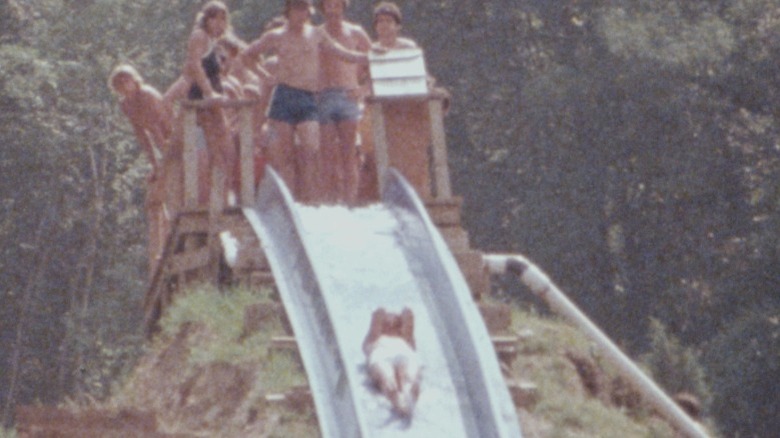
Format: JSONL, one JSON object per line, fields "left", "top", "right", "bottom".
{"left": 599, "top": 4, "right": 734, "bottom": 70}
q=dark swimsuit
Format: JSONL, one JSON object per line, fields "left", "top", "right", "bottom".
{"left": 267, "top": 83, "right": 319, "bottom": 125}
{"left": 188, "top": 50, "right": 223, "bottom": 100}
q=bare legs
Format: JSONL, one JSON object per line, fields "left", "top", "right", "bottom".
{"left": 321, "top": 120, "right": 359, "bottom": 205}
{"left": 363, "top": 307, "right": 420, "bottom": 417}
{"left": 199, "top": 108, "right": 236, "bottom": 204}
{"left": 266, "top": 119, "right": 320, "bottom": 203}
{"left": 367, "top": 337, "right": 421, "bottom": 417}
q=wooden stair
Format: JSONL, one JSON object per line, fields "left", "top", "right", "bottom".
{"left": 425, "top": 197, "right": 491, "bottom": 299}
{"left": 143, "top": 196, "right": 536, "bottom": 412}
{"left": 145, "top": 196, "right": 489, "bottom": 333}
{"left": 14, "top": 406, "right": 194, "bottom": 438}
{"left": 143, "top": 208, "right": 274, "bottom": 336}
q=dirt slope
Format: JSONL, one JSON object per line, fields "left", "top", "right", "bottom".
{"left": 15, "top": 288, "right": 713, "bottom": 437}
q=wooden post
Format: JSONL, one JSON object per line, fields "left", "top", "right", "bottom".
{"left": 428, "top": 98, "right": 452, "bottom": 199}
{"left": 239, "top": 105, "right": 255, "bottom": 206}
{"left": 179, "top": 100, "right": 257, "bottom": 283}
{"left": 182, "top": 108, "right": 199, "bottom": 209}
{"left": 370, "top": 101, "right": 390, "bottom": 195}
{"left": 207, "top": 163, "right": 225, "bottom": 280}
{"left": 369, "top": 96, "right": 437, "bottom": 199}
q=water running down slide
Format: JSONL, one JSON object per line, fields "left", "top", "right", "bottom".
{"left": 243, "top": 168, "right": 522, "bottom": 438}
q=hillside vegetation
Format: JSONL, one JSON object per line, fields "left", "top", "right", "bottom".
{"left": 29, "top": 285, "right": 712, "bottom": 437}
{"left": 2, "top": 1, "right": 779, "bottom": 436}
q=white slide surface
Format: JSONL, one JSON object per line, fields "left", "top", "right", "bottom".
{"left": 244, "top": 168, "right": 521, "bottom": 438}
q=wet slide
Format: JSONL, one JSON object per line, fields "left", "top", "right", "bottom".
{"left": 243, "top": 168, "right": 522, "bottom": 438}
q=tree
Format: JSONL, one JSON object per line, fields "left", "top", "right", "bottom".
{"left": 703, "top": 307, "right": 780, "bottom": 437}
{"left": 641, "top": 319, "right": 712, "bottom": 410}
{"left": 2, "top": 0, "right": 779, "bottom": 434}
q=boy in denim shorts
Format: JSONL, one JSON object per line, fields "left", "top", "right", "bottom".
{"left": 242, "top": 0, "right": 323, "bottom": 202}
{"left": 317, "top": 0, "right": 372, "bottom": 204}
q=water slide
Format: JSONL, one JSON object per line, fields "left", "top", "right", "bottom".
{"left": 243, "top": 168, "right": 521, "bottom": 438}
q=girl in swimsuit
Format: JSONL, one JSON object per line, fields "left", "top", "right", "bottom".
{"left": 164, "top": 1, "right": 238, "bottom": 205}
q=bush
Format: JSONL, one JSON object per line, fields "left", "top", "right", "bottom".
{"left": 703, "top": 307, "right": 780, "bottom": 437}
{"left": 641, "top": 318, "right": 712, "bottom": 411}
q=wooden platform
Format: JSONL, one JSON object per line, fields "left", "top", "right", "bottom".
{"left": 143, "top": 196, "right": 491, "bottom": 336}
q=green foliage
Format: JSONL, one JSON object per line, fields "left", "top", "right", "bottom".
{"left": 160, "top": 285, "right": 276, "bottom": 365}
{"left": 535, "top": 397, "right": 661, "bottom": 438}
{"left": 510, "top": 307, "right": 677, "bottom": 437}
{"left": 265, "top": 407, "right": 320, "bottom": 438}
{"left": 1, "top": 0, "right": 779, "bottom": 435}
{"left": 112, "top": 285, "right": 310, "bottom": 435}
{"left": 0, "top": 0, "right": 184, "bottom": 422}
{"left": 640, "top": 319, "right": 712, "bottom": 409}
{"left": 74, "top": 337, "right": 144, "bottom": 400}
{"left": 598, "top": 2, "right": 734, "bottom": 70}
{"left": 703, "top": 307, "right": 780, "bottom": 437}
{"left": 161, "top": 285, "right": 258, "bottom": 340}
{"left": 157, "top": 284, "right": 307, "bottom": 391}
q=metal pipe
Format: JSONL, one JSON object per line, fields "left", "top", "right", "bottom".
{"left": 483, "top": 253, "right": 710, "bottom": 438}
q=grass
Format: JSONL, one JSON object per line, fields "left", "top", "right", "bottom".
{"left": 156, "top": 285, "right": 310, "bottom": 393}
{"left": 266, "top": 415, "right": 320, "bottom": 438}
{"left": 509, "top": 304, "right": 679, "bottom": 437}
{"left": 100, "top": 285, "right": 702, "bottom": 436}
{"left": 109, "top": 284, "right": 316, "bottom": 435}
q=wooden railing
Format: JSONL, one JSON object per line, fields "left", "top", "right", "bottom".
{"left": 180, "top": 99, "right": 259, "bottom": 211}
{"left": 145, "top": 92, "right": 457, "bottom": 335}
{"left": 367, "top": 93, "right": 453, "bottom": 200}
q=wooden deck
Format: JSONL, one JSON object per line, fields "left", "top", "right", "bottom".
{"left": 143, "top": 93, "right": 487, "bottom": 336}
{"left": 142, "top": 196, "right": 492, "bottom": 337}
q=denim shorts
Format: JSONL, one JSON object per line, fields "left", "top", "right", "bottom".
{"left": 318, "top": 88, "right": 362, "bottom": 124}
{"left": 268, "top": 83, "right": 319, "bottom": 124}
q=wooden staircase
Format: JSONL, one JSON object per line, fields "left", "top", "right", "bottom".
{"left": 14, "top": 406, "right": 194, "bottom": 438}
{"left": 140, "top": 193, "right": 538, "bottom": 410}
{"left": 144, "top": 196, "right": 489, "bottom": 331}
{"left": 142, "top": 207, "right": 273, "bottom": 337}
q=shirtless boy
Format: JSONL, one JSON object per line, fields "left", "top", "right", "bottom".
{"left": 241, "top": 0, "right": 322, "bottom": 202}
{"left": 249, "top": 16, "right": 288, "bottom": 158}
{"left": 110, "top": 64, "right": 171, "bottom": 176}
{"left": 317, "top": 0, "right": 372, "bottom": 205}
{"left": 109, "top": 64, "right": 171, "bottom": 277}
{"left": 373, "top": 3, "right": 448, "bottom": 103}
{"left": 362, "top": 307, "right": 422, "bottom": 417}
{"left": 372, "top": 2, "right": 418, "bottom": 50}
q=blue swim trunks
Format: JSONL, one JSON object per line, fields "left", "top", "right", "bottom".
{"left": 268, "top": 83, "right": 319, "bottom": 124}
{"left": 318, "top": 88, "right": 362, "bottom": 124}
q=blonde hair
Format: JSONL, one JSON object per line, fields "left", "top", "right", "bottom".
{"left": 196, "top": 1, "right": 230, "bottom": 32}
{"left": 108, "top": 63, "right": 142, "bottom": 93}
